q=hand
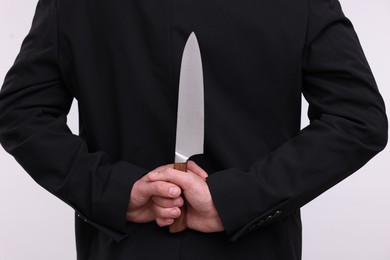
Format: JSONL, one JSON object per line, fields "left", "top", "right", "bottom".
{"left": 127, "top": 165, "right": 184, "bottom": 227}
{"left": 148, "top": 161, "right": 224, "bottom": 233}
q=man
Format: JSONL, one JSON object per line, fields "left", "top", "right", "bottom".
{"left": 0, "top": 0, "right": 387, "bottom": 259}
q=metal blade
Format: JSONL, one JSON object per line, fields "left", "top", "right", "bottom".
{"left": 175, "top": 32, "right": 204, "bottom": 163}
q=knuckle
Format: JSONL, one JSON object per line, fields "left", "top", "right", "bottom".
{"left": 164, "top": 168, "right": 174, "bottom": 175}
{"left": 144, "top": 172, "right": 154, "bottom": 182}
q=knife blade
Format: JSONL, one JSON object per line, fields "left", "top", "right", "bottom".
{"left": 169, "top": 32, "right": 205, "bottom": 233}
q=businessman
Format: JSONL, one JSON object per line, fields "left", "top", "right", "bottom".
{"left": 0, "top": 0, "right": 387, "bottom": 259}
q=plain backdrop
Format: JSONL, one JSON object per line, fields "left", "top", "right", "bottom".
{"left": 0, "top": 1, "right": 389, "bottom": 259}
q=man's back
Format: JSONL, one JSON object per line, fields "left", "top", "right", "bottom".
{"left": 0, "top": 0, "right": 387, "bottom": 259}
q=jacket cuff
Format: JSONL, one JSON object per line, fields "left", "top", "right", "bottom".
{"left": 206, "top": 168, "right": 261, "bottom": 239}
{"left": 206, "top": 167, "right": 288, "bottom": 242}
{"left": 77, "top": 160, "right": 147, "bottom": 241}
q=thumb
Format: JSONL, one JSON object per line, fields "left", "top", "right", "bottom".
{"left": 131, "top": 176, "right": 182, "bottom": 207}
{"left": 148, "top": 168, "right": 193, "bottom": 190}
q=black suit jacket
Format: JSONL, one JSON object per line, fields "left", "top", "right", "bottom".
{"left": 0, "top": 0, "right": 387, "bottom": 259}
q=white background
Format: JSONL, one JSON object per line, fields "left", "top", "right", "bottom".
{"left": 0, "top": 1, "right": 389, "bottom": 259}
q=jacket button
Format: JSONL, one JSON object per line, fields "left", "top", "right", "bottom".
{"left": 274, "top": 210, "right": 282, "bottom": 217}
{"left": 256, "top": 220, "right": 265, "bottom": 227}
{"left": 265, "top": 216, "right": 273, "bottom": 223}
{"left": 249, "top": 225, "right": 257, "bottom": 231}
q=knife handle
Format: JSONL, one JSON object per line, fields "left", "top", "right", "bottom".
{"left": 169, "top": 162, "right": 187, "bottom": 233}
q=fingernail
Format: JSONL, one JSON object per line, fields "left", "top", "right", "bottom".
{"left": 170, "top": 209, "right": 178, "bottom": 217}
{"left": 169, "top": 187, "right": 180, "bottom": 196}
{"left": 151, "top": 171, "right": 158, "bottom": 177}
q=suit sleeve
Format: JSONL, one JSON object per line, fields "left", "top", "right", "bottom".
{"left": 0, "top": 0, "right": 146, "bottom": 241}
{"left": 206, "top": 0, "right": 388, "bottom": 241}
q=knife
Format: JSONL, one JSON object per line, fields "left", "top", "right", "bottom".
{"left": 169, "top": 32, "right": 205, "bottom": 233}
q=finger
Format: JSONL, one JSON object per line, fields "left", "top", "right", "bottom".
{"left": 152, "top": 196, "right": 184, "bottom": 208}
{"left": 155, "top": 217, "right": 175, "bottom": 227}
{"left": 148, "top": 168, "right": 194, "bottom": 190}
{"left": 126, "top": 207, "right": 155, "bottom": 223}
{"left": 187, "top": 161, "right": 208, "bottom": 180}
{"left": 152, "top": 204, "right": 181, "bottom": 219}
{"left": 137, "top": 179, "right": 182, "bottom": 199}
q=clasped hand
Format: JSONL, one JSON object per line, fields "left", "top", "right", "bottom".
{"left": 127, "top": 161, "right": 224, "bottom": 233}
